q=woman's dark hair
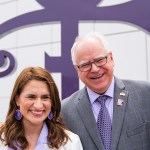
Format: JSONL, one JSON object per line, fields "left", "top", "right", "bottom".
{"left": 0, "top": 67, "right": 69, "bottom": 149}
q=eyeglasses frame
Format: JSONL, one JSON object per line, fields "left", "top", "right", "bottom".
{"left": 77, "top": 53, "right": 109, "bottom": 72}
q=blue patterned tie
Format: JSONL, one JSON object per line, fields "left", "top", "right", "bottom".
{"left": 97, "top": 96, "right": 112, "bottom": 150}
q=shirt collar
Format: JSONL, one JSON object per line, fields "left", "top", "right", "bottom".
{"left": 8, "top": 123, "right": 49, "bottom": 150}
{"left": 87, "top": 77, "right": 114, "bottom": 104}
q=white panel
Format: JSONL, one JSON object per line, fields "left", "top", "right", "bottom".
{"left": 94, "top": 22, "right": 138, "bottom": 35}
{"left": 98, "top": 0, "right": 132, "bottom": 7}
{"left": 16, "top": 43, "right": 62, "bottom": 71}
{"left": 45, "top": 42, "right": 61, "bottom": 57}
{"left": 0, "top": 97, "right": 10, "bottom": 122}
{"left": 16, "top": 45, "right": 49, "bottom": 72}
{"left": 106, "top": 31, "right": 148, "bottom": 81}
{"left": 0, "top": 32, "right": 17, "bottom": 49}
{"left": 0, "top": 1, "right": 17, "bottom": 24}
{"left": 0, "top": 0, "right": 16, "bottom": 4}
{"left": 16, "top": 23, "right": 61, "bottom": 47}
{"left": 79, "top": 22, "right": 95, "bottom": 35}
{"left": 17, "top": 0, "right": 42, "bottom": 15}
{"left": 147, "top": 34, "right": 150, "bottom": 81}
{"left": 51, "top": 24, "right": 61, "bottom": 42}
{"left": 79, "top": 22, "right": 138, "bottom": 36}
{"left": 16, "top": 24, "right": 52, "bottom": 47}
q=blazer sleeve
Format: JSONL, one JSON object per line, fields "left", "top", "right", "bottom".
{"left": 0, "top": 141, "right": 7, "bottom": 150}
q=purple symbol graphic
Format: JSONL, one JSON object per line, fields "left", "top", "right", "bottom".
{"left": 0, "top": 0, "right": 150, "bottom": 98}
{"left": 0, "top": 50, "right": 15, "bottom": 77}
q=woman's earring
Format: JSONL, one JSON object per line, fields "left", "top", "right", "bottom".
{"left": 15, "top": 109, "right": 22, "bottom": 120}
{"left": 48, "top": 112, "right": 53, "bottom": 120}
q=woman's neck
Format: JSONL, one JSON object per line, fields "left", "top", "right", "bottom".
{"left": 23, "top": 122, "right": 44, "bottom": 149}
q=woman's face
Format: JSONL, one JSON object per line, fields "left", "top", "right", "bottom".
{"left": 16, "top": 80, "right": 51, "bottom": 127}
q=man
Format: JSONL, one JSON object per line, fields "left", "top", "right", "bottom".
{"left": 61, "top": 32, "right": 150, "bottom": 150}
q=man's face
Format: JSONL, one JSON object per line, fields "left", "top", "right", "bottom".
{"left": 74, "top": 37, "right": 114, "bottom": 94}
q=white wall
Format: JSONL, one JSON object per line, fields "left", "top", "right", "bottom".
{"left": 0, "top": 0, "right": 150, "bottom": 122}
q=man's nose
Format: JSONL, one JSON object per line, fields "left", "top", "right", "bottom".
{"left": 91, "top": 63, "right": 100, "bottom": 72}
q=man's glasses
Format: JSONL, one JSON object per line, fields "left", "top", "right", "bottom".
{"left": 77, "top": 54, "right": 108, "bottom": 72}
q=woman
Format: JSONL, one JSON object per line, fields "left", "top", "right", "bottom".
{"left": 0, "top": 67, "right": 83, "bottom": 150}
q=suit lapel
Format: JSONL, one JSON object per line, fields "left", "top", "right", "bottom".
{"left": 111, "top": 78, "right": 129, "bottom": 150}
{"left": 76, "top": 88, "right": 105, "bottom": 150}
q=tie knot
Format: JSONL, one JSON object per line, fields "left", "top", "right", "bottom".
{"left": 97, "top": 95, "right": 108, "bottom": 105}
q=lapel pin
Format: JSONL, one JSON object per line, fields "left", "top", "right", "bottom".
{"left": 117, "top": 99, "right": 124, "bottom": 106}
{"left": 120, "top": 92, "right": 125, "bottom": 96}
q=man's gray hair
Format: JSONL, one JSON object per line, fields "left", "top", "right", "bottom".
{"left": 71, "top": 32, "right": 110, "bottom": 65}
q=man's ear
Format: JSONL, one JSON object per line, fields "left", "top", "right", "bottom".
{"left": 74, "top": 65, "right": 78, "bottom": 72}
{"left": 108, "top": 51, "right": 115, "bottom": 66}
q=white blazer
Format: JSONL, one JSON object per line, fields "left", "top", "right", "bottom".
{"left": 0, "top": 130, "right": 83, "bottom": 150}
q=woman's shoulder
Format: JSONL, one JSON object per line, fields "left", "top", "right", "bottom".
{"left": 0, "top": 141, "right": 7, "bottom": 149}
{"left": 65, "top": 130, "right": 80, "bottom": 140}
{"left": 44, "top": 130, "right": 83, "bottom": 150}
{"left": 62, "top": 129, "right": 83, "bottom": 150}
{"left": 0, "top": 123, "right": 7, "bottom": 149}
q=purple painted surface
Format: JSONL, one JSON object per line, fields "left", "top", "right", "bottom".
{"left": 0, "top": 50, "right": 15, "bottom": 77}
{"left": 0, "top": 0, "right": 150, "bottom": 98}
